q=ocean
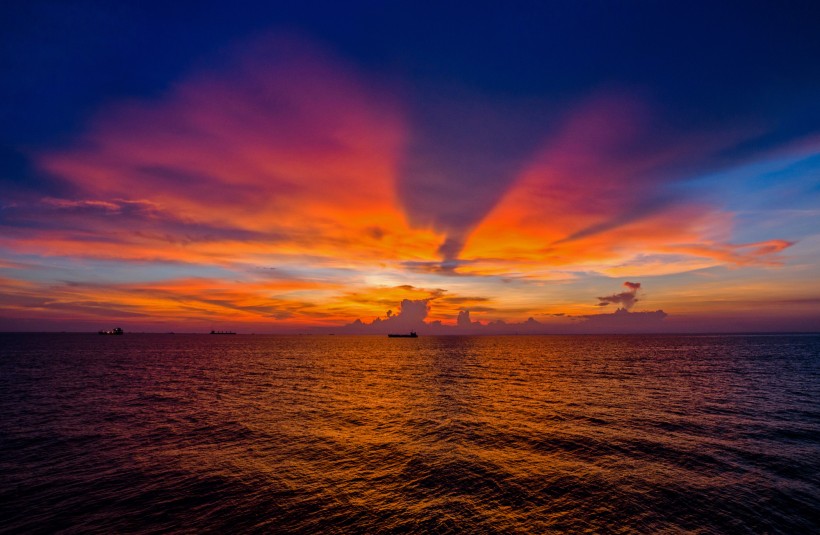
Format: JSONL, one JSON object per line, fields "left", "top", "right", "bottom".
{"left": 1, "top": 333, "right": 818, "bottom": 533}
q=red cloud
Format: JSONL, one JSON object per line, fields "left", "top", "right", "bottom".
{"left": 29, "top": 34, "right": 441, "bottom": 265}
{"left": 461, "top": 93, "right": 793, "bottom": 274}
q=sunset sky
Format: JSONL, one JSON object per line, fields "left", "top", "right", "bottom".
{"left": 2, "top": 2, "right": 819, "bottom": 333}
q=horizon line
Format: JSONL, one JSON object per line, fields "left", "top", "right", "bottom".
{"left": 3, "top": 331, "right": 819, "bottom": 336}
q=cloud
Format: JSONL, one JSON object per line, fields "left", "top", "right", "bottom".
{"left": 460, "top": 92, "right": 798, "bottom": 277}
{"left": 573, "top": 308, "right": 669, "bottom": 333}
{"left": 0, "top": 270, "right": 347, "bottom": 331}
{"left": 342, "top": 298, "right": 430, "bottom": 333}
{"left": 597, "top": 281, "right": 641, "bottom": 309}
{"left": 336, "top": 295, "right": 671, "bottom": 334}
{"left": 334, "top": 279, "right": 674, "bottom": 334}
{"left": 457, "top": 309, "right": 479, "bottom": 328}
{"left": 0, "top": 197, "right": 275, "bottom": 261}
{"left": 6, "top": 40, "right": 801, "bottom": 280}
{"left": 395, "top": 90, "right": 549, "bottom": 262}
{"left": 440, "top": 296, "right": 490, "bottom": 305}
{"left": 392, "top": 299, "right": 430, "bottom": 324}
{"left": 41, "top": 197, "right": 123, "bottom": 212}
{"left": 1, "top": 36, "right": 811, "bottom": 332}
{"left": 14, "top": 34, "right": 442, "bottom": 267}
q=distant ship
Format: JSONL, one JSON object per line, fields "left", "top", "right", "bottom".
{"left": 388, "top": 331, "right": 418, "bottom": 338}
{"left": 98, "top": 327, "right": 124, "bottom": 335}
{"left": 210, "top": 330, "right": 236, "bottom": 335}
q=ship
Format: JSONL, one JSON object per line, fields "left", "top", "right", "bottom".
{"left": 98, "top": 327, "right": 124, "bottom": 335}
{"left": 210, "top": 330, "right": 237, "bottom": 335}
{"left": 388, "top": 331, "right": 418, "bottom": 338}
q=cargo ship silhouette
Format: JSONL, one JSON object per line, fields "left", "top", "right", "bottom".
{"left": 387, "top": 331, "right": 417, "bottom": 338}
{"left": 98, "top": 327, "right": 123, "bottom": 335}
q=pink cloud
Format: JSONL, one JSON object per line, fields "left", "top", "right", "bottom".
{"left": 461, "top": 92, "right": 794, "bottom": 272}
{"left": 27, "top": 34, "right": 442, "bottom": 264}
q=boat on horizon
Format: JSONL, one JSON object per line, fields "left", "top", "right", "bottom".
{"left": 388, "top": 331, "right": 418, "bottom": 338}
{"left": 210, "top": 330, "right": 236, "bottom": 335}
{"left": 98, "top": 327, "right": 124, "bottom": 335}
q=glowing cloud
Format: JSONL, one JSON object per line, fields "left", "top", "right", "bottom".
{"left": 1, "top": 35, "right": 814, "bottom": 331}
{"left": 460, "top": 94, "right": 795, "bottom": 277}
{"left": 28, "top": 34, "right": 442, "bottom": 267}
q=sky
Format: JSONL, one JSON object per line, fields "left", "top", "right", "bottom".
{"left": 2, "top": 1, "right": 820, "bottom": 333}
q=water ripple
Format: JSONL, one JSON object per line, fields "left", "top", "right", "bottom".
{"left": 1, "top": 333, "right": 819, "bottom": 533}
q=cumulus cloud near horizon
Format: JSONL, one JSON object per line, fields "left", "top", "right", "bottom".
{"left": 340, "top": 290, "right": 669, "bottom": 334}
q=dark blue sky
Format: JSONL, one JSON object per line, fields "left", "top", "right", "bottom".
{"left": 4, "top": 1, "right": 820, "bottom": 148}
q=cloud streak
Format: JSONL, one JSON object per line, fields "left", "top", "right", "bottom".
{"left": 460, "top": 93, "right": 799, "bottom": 276}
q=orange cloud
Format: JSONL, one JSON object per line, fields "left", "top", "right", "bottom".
{"left": 0, "top": 275, "right": 504, "bottom": 330}
{"left": 461, "top": 94, "right": 792, "bottom": 276}
{"left": 0, "top": 274, "right": 347, "bottom": 327}
{"left": 2, "top": 48, "right": 808, "bottom": 331}
{"left": 28, "top": 35, "right": 441, "bottom": 267}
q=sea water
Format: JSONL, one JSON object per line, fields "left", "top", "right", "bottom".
{"left": 1, "top": 333, "right": 818, "bottom": 533}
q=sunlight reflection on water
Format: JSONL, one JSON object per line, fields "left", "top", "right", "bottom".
{"left": 1, "top": 333, "right": 819, "bottom": 533}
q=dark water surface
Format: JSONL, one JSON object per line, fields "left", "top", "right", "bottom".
{"left": 1, "top": 333, "right": 818, "bottom": 533}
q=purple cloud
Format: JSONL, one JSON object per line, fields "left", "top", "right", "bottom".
{"left": 597, "top": 281, "right": 642, "bottom": 309}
